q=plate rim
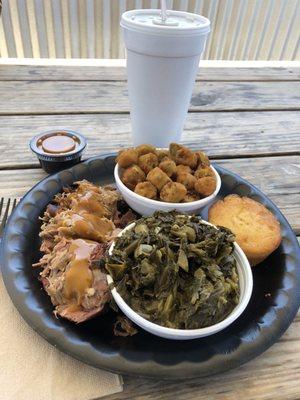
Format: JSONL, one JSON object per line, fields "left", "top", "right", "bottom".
{"left": 1, "top": 153, "right": 300, "bottom": 379}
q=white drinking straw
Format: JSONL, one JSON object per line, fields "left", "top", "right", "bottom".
{"left": 161, "top": 0, "right": 167, "bottom": 23}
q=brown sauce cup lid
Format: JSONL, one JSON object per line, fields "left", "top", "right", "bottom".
{"left": 41, "top": 135, "right": 76, "bottom": 154}
{"left": 30, "top": 130, "right": 87, "bottom": 162}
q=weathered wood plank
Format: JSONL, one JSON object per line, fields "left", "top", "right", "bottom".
{"left": 0, "top": 65, "right": 299, "bottom": 81}
{"left": 0, "top": 156, "right": 299, "bottom": 233}
{"left": 0, "top": 81, "right": 299, "bottom": 115}
{"left": 103, "top": 316, "right": 300, "bottom": 400}
{"left": 219, "top": 158, "right": 300, "bottom": 233}
{"left": 0, "top": 112, "right": 299, "bottom": 169}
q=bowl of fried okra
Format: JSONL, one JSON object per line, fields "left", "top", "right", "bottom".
{"left": 114, "top": 143, "right": 221, "bottom": 216}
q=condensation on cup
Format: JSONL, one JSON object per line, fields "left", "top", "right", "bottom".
{"left": 121, "top": 8, "right": 210, "bottom": 147}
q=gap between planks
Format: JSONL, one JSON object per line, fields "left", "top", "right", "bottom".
{"left": 1, "top": 108, "right": 300, "bottom": 117}
{"left": 0, "top": 61, "right": 299, "bottom": 82}
{"left": 1, "top": 151, "right": 299, "bottom": 171}
{"left": 1, "top": 111, "right": 299, "bottom": 168}
{"left": 1, "top": 79, "right": 300, "bottom": 83}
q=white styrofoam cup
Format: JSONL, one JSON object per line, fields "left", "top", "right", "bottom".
{"left": 121, "top": 9, "right": 210, "bottom": 147}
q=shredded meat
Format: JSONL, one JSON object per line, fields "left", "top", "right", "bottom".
{"left": 34, "top": 180, "right": 138, "bottom": 333}
{"left": 113, "top": 209, "right": 137, "bottom": 229}
{"left": 34, "top": 181, "right": 120, "bottom": 323}
{"left": 113, "top": 316, "right": 138, "bottom": 337}
{"left": 52, "top": 180, "right": 120, "bottom": 217}
{"left": 39, "top": 181, "right": 121, "bottom": 252}
{"left": 37, "top": 238, "right": 110, "bottom": 323}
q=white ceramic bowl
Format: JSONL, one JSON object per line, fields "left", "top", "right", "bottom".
{"left": 114, "top": 163, "right": 221, "bottom": 216}
{"left": 107, "top": 220, "right": 253, "bottom": 340}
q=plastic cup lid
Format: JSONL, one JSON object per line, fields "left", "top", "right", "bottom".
{"left": 121, "top": 9, "right": 210, "bottom": 36}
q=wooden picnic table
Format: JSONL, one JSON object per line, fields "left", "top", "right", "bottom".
{"left": 0, "top": 62, "right": 299, "bottom": 400}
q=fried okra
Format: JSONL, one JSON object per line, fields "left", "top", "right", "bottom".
{"left": 194, "top": 166, "right": 215, "bottom": 179}
{"left": 136, "top": 144, "right": 157, "bottom": 156}
{"left": 160, "top": 182, "right": 187, "bottom": 203}
{"left": 176, "top": 172, "right": 197, "bottom": 191}
{"left": 169, "top": 143, "right": 197, "bottom": 168}
{"left": 175, "top": 164, "right": 191, "bottom": 176}
{"left": 121, "top": 165, "right": 146, "bottom": 190}
{"left": 159, "top": 158, "right": 177, "bottom": 177}
{"left": 117, "top": 148, "right": 138, "bottom": 168}
{"left": 183, "top": 192, "right": 201, "bottom": 202}
{"left": 169, "top": 143, "right": 182, "bottom": 159}
{"left": 194, "top": 176, "right": 216, "bottom": 197}
{"left": 117, "top": 143, "right": 215, "bottom": 202}
{"left": 156, "top": 149, "right": 170, "bottom": 162}
{"left": 134, "top": 182, "right": 157, "bottom": 199}
{"left": 138, "top": 153, "right": 158, "bottom": 174}
{"left": 147, "top": 167, "right": 171, "bottom": 191}
{"left": 195, "top": 151, "right": 210, "bottom": 167}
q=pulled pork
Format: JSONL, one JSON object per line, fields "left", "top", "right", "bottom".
{"left": 40, "top": 180, "right": 121, "bottom": 253}
{"left": 35, "top": 237, "right": 110, "bottom": 323}
{"left": 34, "top": 180, "right": 138, "bottom": 335}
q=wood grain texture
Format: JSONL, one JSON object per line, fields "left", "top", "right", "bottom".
{"left": 103, "top": 316, "right": 300, "bottom": 400}
{"left": 0, "top": 111, "right": 299, "bottom": 169}
{"left": 0, "top": 65, "right": 299, "bottom": 81}
{"left": 0, "top": 80, "right": 299, "bottom": 115}
{"left": 0, "top": 156, "right": 299, "bottom": 233}
{"left": 1, "top": 64, "right": 299, "bottom": 400}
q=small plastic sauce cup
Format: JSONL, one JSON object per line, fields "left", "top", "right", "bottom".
{"left": 30, "top": 130, "right": 87, "bottom": 173}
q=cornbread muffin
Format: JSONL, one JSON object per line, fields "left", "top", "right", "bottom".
{"left": 208, "top": 195, "right": 281, "bottom": 266}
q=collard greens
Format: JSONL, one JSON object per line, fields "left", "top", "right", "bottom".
{"left": 106, "top": 211, "right": 240, "bottom": 329}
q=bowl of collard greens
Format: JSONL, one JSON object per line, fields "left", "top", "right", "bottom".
{"left": 106, "top": 211, "right": 253, "bottom": 340}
